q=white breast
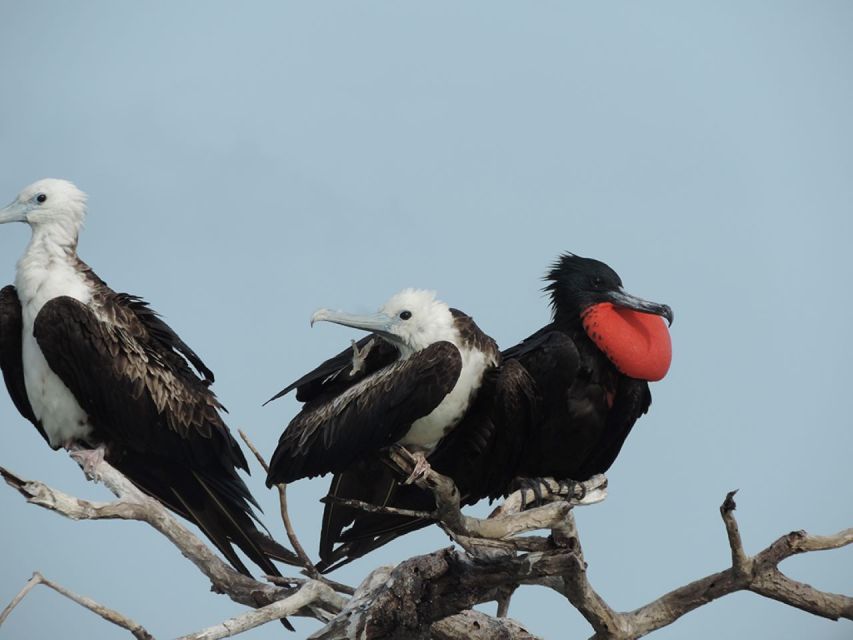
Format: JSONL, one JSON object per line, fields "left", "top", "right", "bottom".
{"left": 16, "top": 242, "right": 95, "bottom": 448}
{"left": 398, "top": 346, "right": 493, "bottom": 451}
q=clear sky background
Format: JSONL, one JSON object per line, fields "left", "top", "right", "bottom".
{"left": 1, "top": 2, "right": 851, "bottom": 639}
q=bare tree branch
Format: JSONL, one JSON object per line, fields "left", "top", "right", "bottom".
{"left": 0, "top": 462, "right": 333, "bottom": 617}
{"left": 0, "top": 572, "right": 154, "bottom": 640}
{"left": 560, "top": 492, "right": 853, "bottom": 640}
{"left": 311, "top": 546, "right": 578, "bottom": 639}
{"left": 175, "top": 581, "right": 341, "bottom": 640}
{"left": 0, "top": 573, "right": 40, "bottom": 628}
{"left": 238, "top": 429, "right": 324, "bottom": 581}
{"left": 3, "top": 451, "right": 850, "bottom": 640}
{"left": 431, "top": 610, "right": 542, "bottom": 639}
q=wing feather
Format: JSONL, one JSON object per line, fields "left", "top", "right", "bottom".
{"left": 0, "top": 285, "right": 47, "bottom": 443}
{"left": 267, "top": 340, "right": 462, "bottom": 484}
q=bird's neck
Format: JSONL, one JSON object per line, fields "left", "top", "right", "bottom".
{"left": 23, "top": 223, "right": 79, "bottom": 262}
{"left": 15, "top": 225, "right": 89, "bottom": 318}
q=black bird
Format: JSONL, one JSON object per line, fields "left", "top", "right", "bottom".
{"left": 0, "top": 180, "right": 298, "bottom": 594}
{"left": 505, "top": 253, "right": 672, "bottom": 484}
{"left": 265, "top": 288, "right": 538, "bottom": 571}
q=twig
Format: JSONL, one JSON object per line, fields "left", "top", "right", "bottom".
{"left": 564, "top": 492, "right": 853, "bottom": 640}
{"left": 176, "top": 581, "right": 339, "bottom": 640}
{"left": 720, "top": 489, "right": 751, "bottom": 577}
{"left": 322, "top": 494, "right": 434, "bottom": 520}
{"left": 0, "top": 463, "right": 309, "bottom": 612}
{"left": 265, "top": 575, "right": 355, "bottom": 597}
{"left": 238, "top": 429, "right": 320, "bottom": 578}
{"left": 0, "top": 572, "right": 154, "bottom": 640}
{"left": 0, "top": 574, "right": 41, "bottom": 627}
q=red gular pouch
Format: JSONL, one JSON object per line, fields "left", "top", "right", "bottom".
{"left": 581, "top": 302, "right": 672, "bottom": 381}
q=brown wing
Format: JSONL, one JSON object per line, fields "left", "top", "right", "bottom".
{"left": 267, "top": 341, "right": 462, "bottom": 485}
{"left": 33, "top": 295, "right": 299, "bottom": 586}
{"left": 0, "top": 285, "right": 48, "bottom": 444}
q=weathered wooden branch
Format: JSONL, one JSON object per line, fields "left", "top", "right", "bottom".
{"left": 176, "top": 581, "right": 341, "bottom": 640}
{"left": 2, "top": 451, "right": 850, "bottom": 640}
{"left": 0, "top": 461, "right": 338, "bottom": 617}
{"left": 0, "top": 572, "right": 154, "bottom": 640}
{"left": 431, "top": 610, "right": 542, "bottom": 640}
{"left": 386, "top": 447, "right": 607, "bottom": 544}
{"left": 238, "top": 429, "right": 341, "bottom": 589}
{"left": 310, "top": 547, "right": 576, "bottom": 639}
{"left": 541, "top": 492, "right": 853, "bottom": 640}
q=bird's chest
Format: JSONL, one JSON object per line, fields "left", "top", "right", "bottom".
{"left": 399, "top": 348, "right": 491, "bottom": 450}
{"left": 17, "top": 262, "right": 94, "bottom": 448}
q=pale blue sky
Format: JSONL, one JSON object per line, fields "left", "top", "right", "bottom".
{"left": 1, "top": 2, "right": 851, "bottom": 638}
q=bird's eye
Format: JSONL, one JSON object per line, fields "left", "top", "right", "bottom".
{"left": 36, "top": 193, "right": 47, "bottom": 204}
{"left": 592, "top": 276, "right": 604, "bottom": 287}
{"left": 399, "top": 310, "right": 412, "bottom": 320}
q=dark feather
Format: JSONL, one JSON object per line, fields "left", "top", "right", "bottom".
{"left": 316, "top": 359, "right": 539, "bottom": 571}
{"left": 31, "top": 295, "right": 300, "bottom": 587}
{"left": 0, "top": 286, "right": 48, "bottom": 444}
{"left": 267, "top": 341, "right": 463, "bottom": 484}
{"left": 265, "top": 335, "right": 399, "bottom": 405}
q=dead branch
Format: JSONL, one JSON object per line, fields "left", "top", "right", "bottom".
{"left": 385, "top": 447, "right": 607, "bottom": 544}
{"left": 176, "top": 581, "right": 340, "bottom": 640}
{"left": 238, "top": 429, "right": 325, "bottom": 581}
{"left": 2, "top": 449, "right": 850, "bottom": 640}
{"left": 310, "top": 546, "right": 577, "bottom": 639}
{"left": 0, "top": 572, "right": 154, "bottom": 640}
{"left": 431, "top": 610, "right": 542, "bottom": 639}
{"left": 0, "top": 461, "right": 337, "bottom": 618}
{"left": 545, "top": 492, "right": 853, "bottom": 640}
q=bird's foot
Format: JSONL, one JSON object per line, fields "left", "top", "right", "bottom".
{"left": 403, "top": 451, "right": 432, "bottom": 485}
{"left": 69, "top": 444, "right": 107, "bottom": 481}
{"left": 512, "top": 477, "right": 586, "bottom": 509}
{"left": 512, "top": 477, "right": 548, "bottom": 510}
{"left": 556, "top": 478, "right": 586, "bottom": 501}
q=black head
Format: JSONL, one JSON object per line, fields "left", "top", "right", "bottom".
{"left": 544, "top": 253, "right": 673, "bottom": 324}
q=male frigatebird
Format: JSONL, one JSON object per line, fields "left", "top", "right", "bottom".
{"left": 505, "top": 253, "right": 672, "bottom": 483}
{"left": 0, "top": 179, "right": 298, "bottom": 589}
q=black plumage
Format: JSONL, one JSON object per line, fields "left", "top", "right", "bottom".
{"left": 505, "top": 253, "right": 672, "bottom": 482}
{"left": 0, "top": 284, "right": 298, "bottom": 583}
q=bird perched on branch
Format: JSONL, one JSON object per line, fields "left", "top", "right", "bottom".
{"left": 504, "top": 253, "right": 672, "bottom": 487}
{"left": 265, "top": 288, "right": 539, "bottom": 571}
{"left": 0, "top": 179, "right": 298, "bottom": 594}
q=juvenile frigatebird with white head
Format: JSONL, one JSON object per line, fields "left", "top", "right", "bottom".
{"left": 266, "top": 288, "right": 500, "bottom": 485}
{"left": 0, "top": 179, "right": 298, "bottom": 586}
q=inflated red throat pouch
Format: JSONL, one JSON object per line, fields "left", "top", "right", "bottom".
{"left": 581, "top": 302, "right": 672, "bottom": 381}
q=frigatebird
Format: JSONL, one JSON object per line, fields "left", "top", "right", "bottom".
{"left": 0, "top": 179, "right": 298, "bottom": 588}
{"left": 292, "top": 254, "right": 672, "bottom": 571}
{"left": 265, "top": 288, "right": 539, "bottom": 571}
{"left": 265, "top": 288, "right": 502, "bottom": 485}
{"left": 505, "top": 253, "right": 672, "bottom": 484}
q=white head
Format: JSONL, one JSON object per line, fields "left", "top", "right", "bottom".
{"left": 0, "top": 179, "right": 88, "bottom": 246}
{"left": 311, "top": 288, "right": 458, "bottom": 357}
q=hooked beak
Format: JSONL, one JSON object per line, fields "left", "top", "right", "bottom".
{"left": 604, "top": 288, "right": 674, "bottom": 326}
{"left": 311, "top": 308, "right": 397, "bottom": 338}
{"left": 0, "top": 200, "right": 27, "bottom": 225}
